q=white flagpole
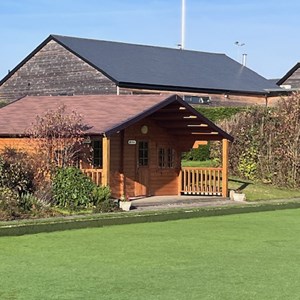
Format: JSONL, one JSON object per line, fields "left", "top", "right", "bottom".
{"left": 181, "top": 0, "right": 186, "bottom": 49}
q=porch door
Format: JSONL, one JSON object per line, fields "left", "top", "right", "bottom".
{"left": 135, "top": 140, "right": 149, "bottom": 196}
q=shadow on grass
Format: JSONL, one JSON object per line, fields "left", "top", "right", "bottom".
{"left": 229, "top": 178, "right": 252, "bottom": 191}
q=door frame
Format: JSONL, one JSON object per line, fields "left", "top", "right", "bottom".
{"left": 135, "top": 140, "right": 150, "bottom": 196}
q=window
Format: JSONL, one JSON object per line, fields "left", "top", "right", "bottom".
{"left": 183, "top": 95, "right": 211, "bottom": 105}
{"left": 138, "top": 141, "right": 148, "bottom": 166}
{"left": 92, "top": 140, "right": 102, "bottom": 168}
{"left": 158, "top": 148, "right": 165, "bottom": 168}
{"left": 158, "top": 147, "right": 176, "bottom": 168}
{"left": 167, "top": 148, "right": 175, "bottom": 168}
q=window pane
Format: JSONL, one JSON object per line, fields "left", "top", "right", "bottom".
{"left": 159, "top": 148, "right": 165, "bottom": 168}
{"left": 138, "top": 141, "right": 148, "bottom": 166}
{"left": 92, "top": 140, "right": 103, "bottom": 168}
{"left": 167, "top": 148, "right": 174, "bottom": 168}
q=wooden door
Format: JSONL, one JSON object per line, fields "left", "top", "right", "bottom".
{"left": 135, "top": 140, "right": 149, "bottom": 196}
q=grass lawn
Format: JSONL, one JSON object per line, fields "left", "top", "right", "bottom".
{"left": 182, "top": 159, "right": 219, "bottom": 167}
{"left": 1, "top": 209, "right": 300, "bottom": 299}
{"left": 228, "top": 177, "right": 300, "bottom": 201}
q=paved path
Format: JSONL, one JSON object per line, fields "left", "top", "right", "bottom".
{"left": 130, "top": 195, "right": 246, "bottom": 211}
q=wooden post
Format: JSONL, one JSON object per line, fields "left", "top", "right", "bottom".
{"left": 178, "top": 169, "right": 182, "bottom": 195}
{"left": 222, "top": 139, "right": 229, "bottom": 197}
{"left": 120, "top": 130, "right": 125, "bottom": 197}
{"left": 102, "top": 136, "right": 110, "bottom": 186}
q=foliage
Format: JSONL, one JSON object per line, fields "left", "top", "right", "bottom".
{"left": 237, "top": 145, "right": 258, "bottom": 180}
{"left": 184, "top": 107, "right": 244, "bottom": 162}
{"left": 182, "top": 143, "right": 210, "bottom": 161}
{"left": 52, "top": 167, "right": 95, "bottom": 209}
{"left": 26, "top": 104, "right": 90, "bottom": 177}
{"left": 92, "top": 185, "right": 111, "bottom": 206}
{"left": 0, "top": 148, "right": 35, "bottom": 196}
{"left": 18, "top": 193, "right": 43, "bottom": 212}
{"left": 195, "top": 106, "right": 246, "bottom": 122}
{"left": 0, "top": 185, "right": 59, "bottom": 221}
{"left": 93, "top": 199, "right": 118, "bottom": 213}
{"left": 33, "top": 181, "right": 53, "bottom": 204}
{"left": 0, "top": 187, "right": 21, "bottom": 220}
{"left": 0, "top": 100, "right": 8, "bottom": 108}
{"left": 218, "top": 93, "right": 300, "bottom": 188}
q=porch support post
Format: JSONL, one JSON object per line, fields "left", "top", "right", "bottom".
{"left": 222, "top": 138, "right": 229, "bottom": 197}
{"left": 103, "top": 136, "right": 110, "bottom": 186}
{"left": 120, "top": 130, "right": 125, "bottom": 197}
{"left": 178, "top": 169, "right": 182, "bottom": 195}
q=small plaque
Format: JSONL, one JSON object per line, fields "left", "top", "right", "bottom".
{"left": 128, "top": 140, "right": 137, "bottom": 145}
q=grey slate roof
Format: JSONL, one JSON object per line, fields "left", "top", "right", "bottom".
{"left": 0, "top": 34, "right": 280, "bottom": 95}
{"left": 50, "top": 35, "right": 278, "bottom": 94}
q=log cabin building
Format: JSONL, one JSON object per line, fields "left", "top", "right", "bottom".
{"left": 0, "top": 94, "right": 233, "bottom": 199}
{"left": 0, "top": 34, "right": 283, "bottom": 106}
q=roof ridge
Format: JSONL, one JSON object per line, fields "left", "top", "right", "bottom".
{"left": 50, "top": 34, "right": 225, "bottom": 56}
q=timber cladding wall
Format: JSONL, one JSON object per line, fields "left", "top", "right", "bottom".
{"left": 0, "top": 138, "right": 32, "bottom": 152}
{"left": 282, "top": 68, "right": 300, "bottom": 88}
{"left": 0, "top": 40, "right": 118, "bottom": 102}
{"left": 121, "top": 88, "right": 275, "bottom": 107}
{"left": 116, "top": 117, "right": 182, "bottom": 197}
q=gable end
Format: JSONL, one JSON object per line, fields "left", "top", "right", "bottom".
{"left": 0, "top": 39, "right": 117, "bottom": 102}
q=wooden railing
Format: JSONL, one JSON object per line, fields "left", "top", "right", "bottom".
{"left": 180, "top": 167, "right": 223, "bottom": 196}
{"left": 82, "top": 168, "right": 103, "bottom": 186}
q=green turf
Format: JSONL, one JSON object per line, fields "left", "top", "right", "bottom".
{"left": 1, "top": 209, "right": 300, "bottom": 299}
{"left": 228, "top": 177, "right": 300, "bottom": 201}
{"left": 181, "top": 159, "right": 218, "bottom": 167}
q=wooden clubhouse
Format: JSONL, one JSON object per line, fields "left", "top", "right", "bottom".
{"left": 0, "top": 94, "right": 233, "bottom": 199}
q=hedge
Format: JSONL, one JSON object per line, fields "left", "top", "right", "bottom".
{"left": 1, "top": 199, "right": 300, "bottom": 236}
{"left": 196, "top": 106, "right": 246, "bottom": 122}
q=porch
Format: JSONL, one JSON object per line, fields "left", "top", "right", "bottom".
{"left": 79, "top": 95, "right": 232, "bottom": 199}
{"left": 82, "top": 165, "right": 228, "bottom": 198}
{"left": 130, "top": 195, "right": 235, "bottom": 211}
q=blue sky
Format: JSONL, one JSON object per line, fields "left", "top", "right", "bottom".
{"left": 0, "top": 0, "right": 299, "bottom": 79}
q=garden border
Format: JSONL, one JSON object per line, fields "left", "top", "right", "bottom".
{"left": 1, "top": 200, "right": 300, "bottom": 236}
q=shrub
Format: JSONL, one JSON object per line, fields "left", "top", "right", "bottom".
{"left": 0, "top": 187, "right": 21, "bottom": 220}
{"left": 92, "top": 185, "right": 111, "bottom": 206}
{"left": 218, "top": 93, "right": 300, "bottom": 188}
{"left": 196, "top": 106, "right": 246, "bottom": 122}
{"left": 52, "top": 167, "right": 95, "bottom": 209}
{"left": 33, "top": 181, "right": 53, "bottom": 205}
{"left": 0, "top": 148, "right": 35, "bottom": 196}
{"left": 93, "top": 199, "right": 119, "bottom": 213}
{"left": 18, "top": 193, "right": 43, "bottom": 212}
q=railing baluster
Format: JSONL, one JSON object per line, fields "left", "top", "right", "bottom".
{"left": 181, "top": 167, "right": 223, "bottom": 196}
{"left": 81, "top": 168, "right": 103, "bottom": 186}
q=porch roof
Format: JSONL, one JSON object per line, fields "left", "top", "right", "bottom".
{"left": 0, "top": 94, "right": 233, "bottom": 141}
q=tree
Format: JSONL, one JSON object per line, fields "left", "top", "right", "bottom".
{"left": 26, "top": 105, "right": 90, "bottom": 178}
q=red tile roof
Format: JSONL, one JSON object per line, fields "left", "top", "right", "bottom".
{"left": 0, "top": 94, "right": 233, "bottom": 141}
{"left": 0, "top": 94, "right": 168, "bottom": 135}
